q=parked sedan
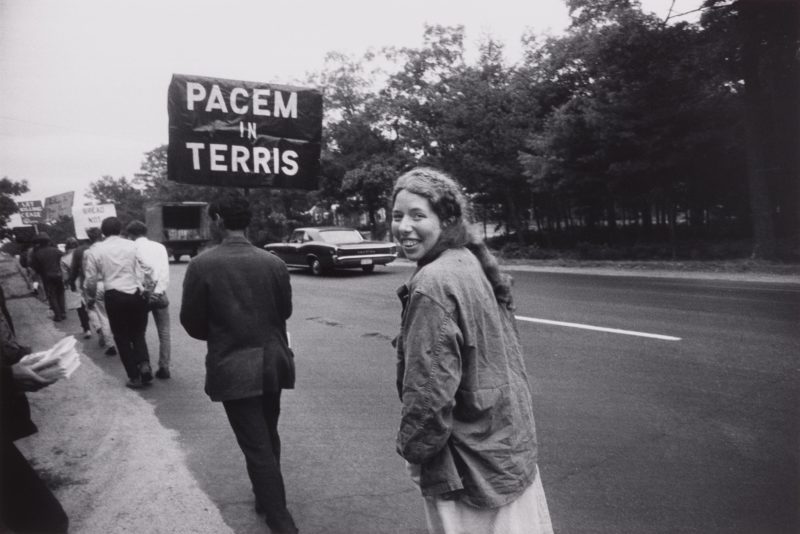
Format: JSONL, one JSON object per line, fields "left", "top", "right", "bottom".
{"left": 264, "top": 227, "right": 397, "bottom": 275}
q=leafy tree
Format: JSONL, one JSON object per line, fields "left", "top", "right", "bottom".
{"left": 700, "top": 0, "right": 799, "bottom": 258}
{"left": 378, "top": 26, "right": 540, "bottom": 241}
{"left": 519, "top": 4, "right": 747, "bottom": 254}
{"left": 0, "top": 177, "right": 30, "bottom": 226}
{"left": 312, "top": 50, "right": 407, "bottom": 234}
{"left": 87, "top": 176, "right": 146, "bottom": 225}
{"left": 341, "top": 158, "right": 405, "bottom": 239}
{"left": 135, "top": 145, "right": 219, "bottom": 203}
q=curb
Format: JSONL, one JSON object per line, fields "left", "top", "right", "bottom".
{"left": 388, "top": 258, "right": 800, "bottom": 285}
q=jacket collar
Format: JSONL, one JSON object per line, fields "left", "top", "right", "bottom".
{"left": 221, "top": 235, "right": 251, "bottom": 245}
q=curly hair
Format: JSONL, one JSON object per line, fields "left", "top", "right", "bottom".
{"left": 392, "top": 167, "right": 514, "bottom": 309}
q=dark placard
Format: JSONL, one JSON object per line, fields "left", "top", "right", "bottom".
{"left": 17, "top": 200, "right": 43, "bottom": 225}
{"left": 167, "top": 73, "right": 322, "bottom": 190}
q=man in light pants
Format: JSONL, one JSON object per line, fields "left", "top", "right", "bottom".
{"left": 126, "top": 220, "right": 171, "bottom": 379}
{"left": 71, "top": 227, "right": 116, "bottom": 356}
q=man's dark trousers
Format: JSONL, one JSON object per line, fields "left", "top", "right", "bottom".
{"left": 223, "top": 392, "right": 298, "bottom": 534}
{"left": 42, "top": 276, "right": 66, "bottom": 320}
{"left": 103, "top": 289, "right": 150, "bottom": 378}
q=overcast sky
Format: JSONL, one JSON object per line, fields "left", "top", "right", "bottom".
{"left": 0, "top": 0, "right": 690, "bottom": 211}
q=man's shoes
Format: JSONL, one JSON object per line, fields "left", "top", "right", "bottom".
{"left": 104, "top": 346, "right": 117, "bottom": 356}
{"left": 155, "top": 367, "right": 171, "bottom": 380}
{"left": 125, "top": 377, "right": 146, "bottom": 389}
{"left": 83, "top": 329, "right": 92, "bottom": 339}
{"left": 139, "top": 363, "right": 153, "bottom": 384}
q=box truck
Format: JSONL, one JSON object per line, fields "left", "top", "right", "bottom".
{"left": 145, "top": 202, "right": 210, "bottom": 261}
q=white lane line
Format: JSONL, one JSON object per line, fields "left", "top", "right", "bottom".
{"left": 515, "top": 316, "right": 682, "bottom": 341}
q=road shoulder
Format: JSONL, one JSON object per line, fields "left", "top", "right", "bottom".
{"left": 7, "top": 294, "right": 233, "bottom": 534}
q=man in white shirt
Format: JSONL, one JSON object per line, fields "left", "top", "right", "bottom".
{"left": 126, "top": 220, "right": 171, "bottom": 379}
{"left": 84, "top": 217, "right": 152, "bottom": 389}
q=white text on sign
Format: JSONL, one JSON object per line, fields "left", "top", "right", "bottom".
{"left": 186, "top": 82, "right": 298, "bottom": 118}
{"left": 185, "top": 144, "right": 299, "bottom": 176}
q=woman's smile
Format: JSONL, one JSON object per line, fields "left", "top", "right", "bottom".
{"left": 392, "top": 190, "right": 442, "bottom": 262}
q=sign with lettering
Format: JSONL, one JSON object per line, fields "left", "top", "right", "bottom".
{"left": 17, "top": 200, "right": 43, "bottom": 225}
{"left": 167, "top": 73, "right": 323, "bottom": 190}
{"left": 71, "top": 204, "right": 117, "bottom": 239}
{"left": 43, "top": 191, "right": 75, "bottom": 223}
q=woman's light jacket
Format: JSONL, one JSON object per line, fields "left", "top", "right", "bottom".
{"left": 395, "top": 247, "right": 539, "bottom": 508}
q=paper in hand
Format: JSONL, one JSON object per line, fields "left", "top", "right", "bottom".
{"left": 20, "top": 335, "right": 81, "bottom": 381}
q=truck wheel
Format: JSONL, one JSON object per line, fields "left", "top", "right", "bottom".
{"left": 362, "top": 265, "right": 375, "bottom": 273}
{"left": 310, "top": 258, "right": 324, "bottom": 276}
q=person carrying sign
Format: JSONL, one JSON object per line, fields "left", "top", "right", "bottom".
{"left": 180, "top": 196, "right": 298, "bottom": 534}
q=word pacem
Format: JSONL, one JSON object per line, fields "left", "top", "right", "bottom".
{"left": 186, "top": 82, "right": 298, "bottom": 118}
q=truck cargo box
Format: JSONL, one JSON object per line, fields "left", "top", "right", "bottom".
{"left": 145, "top": 202, "right": 210, "bottom": 261}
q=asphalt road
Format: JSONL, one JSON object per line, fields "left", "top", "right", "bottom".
{"left": 91, "top": 261, "right": 799, "bottom": 534}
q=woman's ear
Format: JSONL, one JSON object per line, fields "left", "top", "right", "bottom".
{"left": 441, "top": 216, "right": 457, "bottom": 228}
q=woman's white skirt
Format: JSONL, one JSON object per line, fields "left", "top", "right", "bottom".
{"left": 417, "top": 465, "right": 554, "bottom": 534}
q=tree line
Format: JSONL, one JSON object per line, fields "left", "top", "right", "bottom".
{"left": 4, "top": 0, "right": 798, "bottom": 260}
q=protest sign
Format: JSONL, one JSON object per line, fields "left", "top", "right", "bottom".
{"left": 72, "top": 204, "right": 117, "bottom": 239}
{"left": 167, "top": 73, "right": 322, "bottom": 190}
{"left": 17, "top": 200, "right": 43, "bottom": 225}
{"left": 43, "top": 191, "right": 75, "bottom": 223}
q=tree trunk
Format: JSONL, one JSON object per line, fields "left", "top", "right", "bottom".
{"left": 740, "top": 0, "right": 777, "bottom": 258}
{"left": 505, "top": 191, "right": 527, "bottom": 245}
{"left": 668, "top": 196, "right": 678, "bottom": 260}
{"left": 368, "top": 209, "right": 378, "bottom": 240}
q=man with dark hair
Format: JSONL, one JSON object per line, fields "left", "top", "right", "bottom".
{"left": 126, "top": 220, "right": 172, "bottom": 379}
{"left": 181, "top": 196, "right": 298, "bottom": 534}
{"left": 85, "top": 217, "right": 152, "bottom": 388}
{"left": 29, "top": 233, "right": 66, "bottom": 321}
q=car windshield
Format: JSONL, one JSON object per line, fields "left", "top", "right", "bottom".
{"left": 318, "top": 230, "right": 364, "bottom": 244}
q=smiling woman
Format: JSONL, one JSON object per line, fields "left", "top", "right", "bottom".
{"left": 390, "top": 167, "right": 553, "bottom": 534}
{"left": 391, "top": 190, "right": 442, "bottom": 262}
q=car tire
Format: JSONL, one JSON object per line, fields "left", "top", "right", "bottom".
{"left": 310, "top": 258, "right": 324, "bottom": 276}
{"left": 362, "top": 265, "right": 375, "bottom": 273}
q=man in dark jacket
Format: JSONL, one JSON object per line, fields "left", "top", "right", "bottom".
{"left": 29, "top": 233, "right": 66, "bottom": 321}
{"left": 180, "top": 196, "right": 297, "bottom": 534}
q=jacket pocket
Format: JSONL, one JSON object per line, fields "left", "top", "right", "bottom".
{"left": 262, "top": 337, "right": 295, "bottom": 391}
{"left": 455, "top": 386, "right": 514, "bottom": 447}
